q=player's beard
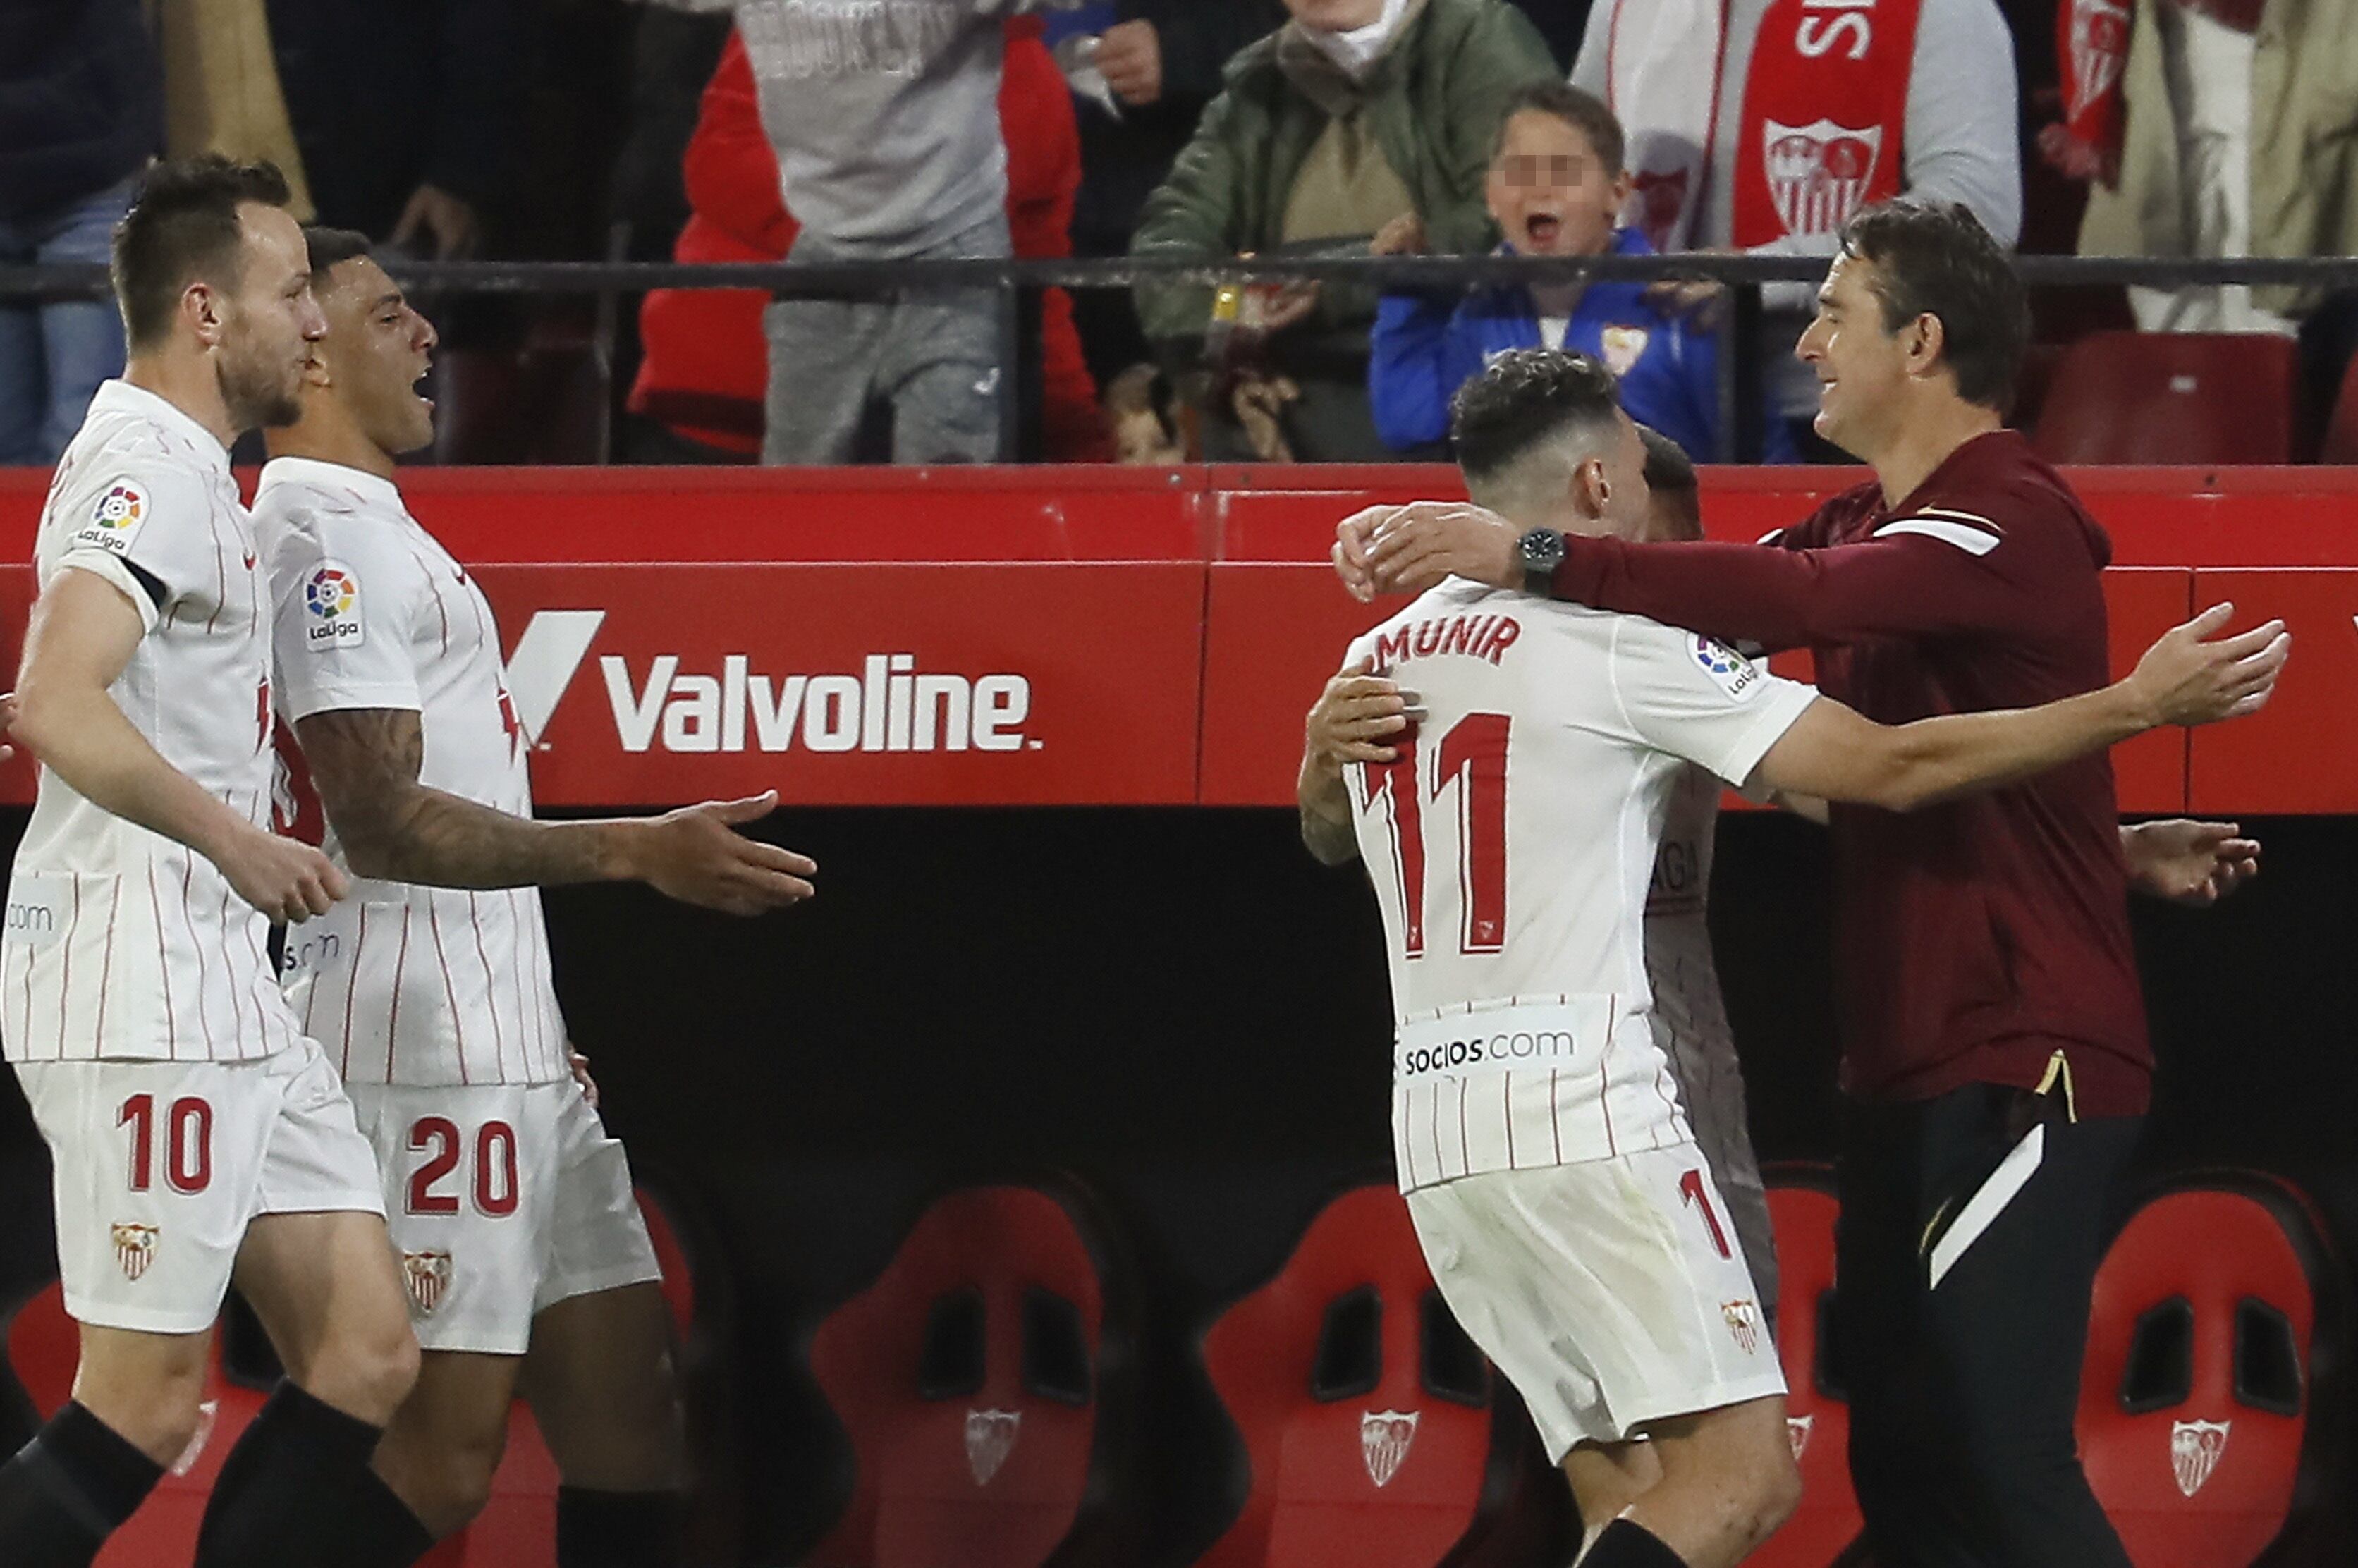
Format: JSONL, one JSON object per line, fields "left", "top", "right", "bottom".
{"left": 217, "top": 336, "right": 304, "bottom": 434}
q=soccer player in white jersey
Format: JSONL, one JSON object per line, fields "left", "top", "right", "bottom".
{"left": 1295, "top": 350, "right": 2284, "bottom": 1568}
{"left": 0, "top": 157, "right": 430, "bottom": 1568}
{"left": 248, "top": 228, "right": 819, "bottom": 1568}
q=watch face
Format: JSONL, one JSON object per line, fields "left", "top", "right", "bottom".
{"left": 1521, "top": 529, "right": 1565, "bottom": 571}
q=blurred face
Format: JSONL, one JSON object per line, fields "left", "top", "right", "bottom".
{"left": 1487, "top": 112, "right": 1629, "bottom": 259}
{"left": 1794, "top": 251, "right": 1916, "bottom": 458}
{"left": 215, "top": 203, "right": 326, "bottom": 431}
{"left": 1283, "top": 0, "right": 1385, "bottom": 29}
{"left": 311, "top": 256, "right": 439, "bottom": 456}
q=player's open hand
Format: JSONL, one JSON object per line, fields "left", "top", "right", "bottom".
{"left": 2127, "top": 603, "right": 2290, "bottom": 726}
{"left": 635, "top": 790, "right": 817, "bottom": 916}
{"left": 565, "top": 1042, "right": 601, "bottom": 1109}
{"left": 2121, "top": 819, "right": 2262, "bottom": 907}
{"left": 1356, "top": 501, "right": 1523, "bottom": 598}
{"left": 214, "top": 824, "right": 349, "bottom": 923}
{"left": 1309, "top": 656, "right": 1416, "bottom": 767}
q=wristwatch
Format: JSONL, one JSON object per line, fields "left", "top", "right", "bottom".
{"left": 1517, "top": 527, "right": 1566, "bottom": 596}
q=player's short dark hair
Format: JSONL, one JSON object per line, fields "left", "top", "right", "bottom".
{"left": 303, "top": 226, "right": 374, "bottom": 282}
{"left": 1836, "top": 200, "right": 2029, "bottom": 415}
{"left": 1637, "top": 424, "right": 1702, "bottom": 538}
{"left": 1491, "top": 82, "right": 1625, "bottom": 176}
{"left": 112, "top": 156, "right": 295, "bottom": 350}
{"left": 1451, "top": 349, "right": 1624, "bottom": 486}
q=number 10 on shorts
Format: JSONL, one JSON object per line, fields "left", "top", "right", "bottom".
{"left": 118, "top": 1094, "right": 212, "bottom": 1194}
{"left": 405, "top": 1117, "right": 520, "bottom": 1218}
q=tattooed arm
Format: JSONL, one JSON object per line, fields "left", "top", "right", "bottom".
{"left": 293, "top": 707, "right": 817, "bottom": 915}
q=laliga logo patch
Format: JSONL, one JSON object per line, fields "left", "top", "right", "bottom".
{"left": 965, "top": 1409, "right": 1020, "bottom": 1487}
{"left": 112, "top": 1222, "right": 159, "bottom": 1281}
{"left": 402, "top": 1251, "right": 453, "bottom": 1316}
{"left": 2171, "top": 1419, "right": 2231, "bottom": 1497}
{"left": 1692, "top": 635, "right": 1763, "bottom": 702}
{"left": 303, "top": 564, "right": 365, "bottom": 652}
{"left": 1360, "top": 1409, "right": 1419, "bottom": 1488}
{"left": 71, "top": 481, "right": 147, "bottom": 557}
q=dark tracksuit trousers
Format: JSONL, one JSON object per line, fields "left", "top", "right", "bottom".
{"left": 1836, "top": 1081, "right": 2141, "bottom": 1567}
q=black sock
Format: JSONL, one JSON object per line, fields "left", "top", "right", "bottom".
{"left": 193, "top": 1381, "right": 386, "bottom": 1567}
{"left": 1582, "top": 1517, "right": 1690, "bottom": 1568}
{"left": 557, "top": 1486, "right": 688, "bottom": 1568}
{"left": 339, "top": 1464, "right": 437, "bottom": 1568}
{"left": 0, "top": 1402, "right": 164, "bottom": 1567}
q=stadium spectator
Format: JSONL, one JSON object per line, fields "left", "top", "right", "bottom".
{"left": 0, "top": 0, "right": 161, "bottom": 464}
{"left": 1061, "top": 0, "right": 1290, "bottom": 388}
{"left": 1367, "top": 82, "right": 1791, "bottom": 460}
{"left": 1499, "top": 0, "right": 1591, "bottom": 66}
{"left": 259, "top": 0, "right": 525, "bottom": 258}
{"left": 1130, "top": 0, "right": 1558, "bottom": 462}
{"left": 2061, "top": 0, "right": 2358, "bottom": 381}
{"left": 629, "top": 21, "right": 1106, "bottom": 463}
{"left": 1572, "top": 0, "right": 2022, "bottom": 457}
{"left": 640, "top": 0, "right": 1080, "bottom": 467}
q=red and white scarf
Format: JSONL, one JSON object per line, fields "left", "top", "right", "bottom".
{"left": 1608, "top": 0, "right": 1919, "bottom": 250}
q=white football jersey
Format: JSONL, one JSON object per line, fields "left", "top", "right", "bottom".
{"left": 255, "top": 458, "right": 567, "bottom": 1088}
{"left": 2, "top": 381, "right": 296, "bottom": 1065}
{"left": 1342, "top": 577, "right": 1816, "bottom": 1192}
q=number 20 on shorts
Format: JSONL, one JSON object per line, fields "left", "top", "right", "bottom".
{"left": 405, "top": 1117, "right": 520, "bottom": 1218}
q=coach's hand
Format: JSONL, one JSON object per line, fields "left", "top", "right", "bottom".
{"left": 2125, "top": 604, "right": 2290, "bottom": 726}
{"left": 630, "top": 791, "right": 817, "bottom": 916}
{"left": 1308, "top": 656, "right": 1415, "bottom": 767}
{"left": 1336, "top": 502, "right": 1522, "bottom": 601}
{"left": 2122, "top": 819, "right": 2262, "bottom": 907}
{"left": 213, "top": 824, "right": 349, "bottom": 923}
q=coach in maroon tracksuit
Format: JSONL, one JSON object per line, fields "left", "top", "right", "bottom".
{"left": 1337, "top": 202, "right": 2271, "bottom": 1565}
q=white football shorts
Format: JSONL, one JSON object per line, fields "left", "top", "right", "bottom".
{"left": 348, "top": 1079, "right": 661, "bottom": 1354}
{"left": 1406, "top": 1145, "right": 1786, "bottom": 1461}
{"left": 16, "top": 1036, "right": 386, "bottom": 1335}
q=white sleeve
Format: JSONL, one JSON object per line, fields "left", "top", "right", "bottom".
{"left": 1569, "top": 0, "right": 1613, "bottom": 93}
{"left": 269, "top": 511, "right": 424, "bottom": 721}
{"left": 46, "top": 463, "right": 217, "bottom": 635}
{"left": 1606, "top": 616, "right": 1819, "bottom": 787}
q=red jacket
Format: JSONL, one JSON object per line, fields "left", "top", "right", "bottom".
{"left": 631, "top": 21, "right": 1106, "bottom": 460}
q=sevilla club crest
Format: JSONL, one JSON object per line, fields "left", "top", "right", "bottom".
{"left": 2171, "top": 1419, "right": 2231, "bottom": 1497}
{"left": 403, "top": 1251, "right": 453, "bottom": 1316}
{"left": 1762, "top": 120, "right": 1885, "bottom": 238}
{"left": 111, "top": 1223, "right": 159, "bottom": 1281}
{"left": 1722, "top": 1299, "right": 1764, "bottom": 1356}
{"left": 1599, "top": 326, "right": 1651, "bottom": 379}
{"left": 2067, "top": 0, "right": 2131, "bottom": 121}
{"left": 1787, "top": 1413, "right": 1815, "bottom": 1461}
{"left": 1360, "top": 1409, "right": 1419, "bottom": 1488}
{"left": 965, "top": 1409, "right": 1020, "bottom": 1487}
{"left": 1630, "top": 167, "right": 1692, "bottom": 253}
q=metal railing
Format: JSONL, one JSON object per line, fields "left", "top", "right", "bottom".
{"left": 6, "top": 252, "right": 2352, "bottom": 463}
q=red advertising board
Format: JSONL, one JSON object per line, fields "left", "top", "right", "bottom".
{"left": 0, "top": 465, "right": 2351, "bottom": 810}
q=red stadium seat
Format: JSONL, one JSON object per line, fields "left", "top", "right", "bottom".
{"left": 2322, "top": 353, "right": 2358, "bottom": 465}
{"left": 2077, "top": 1172, "right": 2344, "bottom": 1567}
{"left": 422, "top": 1185, "right": 703, "bottom": 1568}
{"left": 1754, "top": 1167, "right": 1861, "bottom": 1568}
{"left": 2032, "top": 332, "right": 2302, "bottom": 464}
{"left": 6, "top": 1280, "right": 76, "bottom": 1421}
{"left": 803, "top": 1183, "right": 1132, "bottom": 1568}
{"left": 1192, "top": 1184, "right": 1566, "bottom": 1568}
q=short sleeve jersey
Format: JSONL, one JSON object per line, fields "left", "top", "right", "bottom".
{"left": 2, "top": 381, "right": 297, "bottom": 1064}
{"left": 1342, "top": 577, "right": 1816, "bottom": 1191}
{"left": 254, "top": 458, "right": 568, "bottom": 1088}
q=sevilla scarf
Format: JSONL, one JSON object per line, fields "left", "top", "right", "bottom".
{"left": 2052, "top": 0, "right": 2134, "bottom": 183}
{"left": 1732, "top": 0, "right": 1919, "bottom": 246}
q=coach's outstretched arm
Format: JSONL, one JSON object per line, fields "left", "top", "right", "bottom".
{"left": 1749, "top": 605, "right": 2287, "bottom": 813}
{"left": 293, "top": 707, "right": 816, "bottom": 917}
{"left": 13, "top": 570, "right": 348, "bottom": 922}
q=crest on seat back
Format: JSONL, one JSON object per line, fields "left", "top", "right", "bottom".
{"left": 1360, "top": 1409, "right": 1419, "bottom": 1488}
{"left": 2170, "top": 1419, "right": 2231, "bottom": 1497}
{"left": 965, "top": 1409, "right": 1020, "bottom": 1486}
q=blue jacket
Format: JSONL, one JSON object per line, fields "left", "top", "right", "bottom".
{"left": 1369, "top": 227, "right": 1792, "bottom": 463}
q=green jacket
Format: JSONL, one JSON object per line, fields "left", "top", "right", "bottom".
{"left": 1129, "top": 0, "right": 1560, "bottom": 347}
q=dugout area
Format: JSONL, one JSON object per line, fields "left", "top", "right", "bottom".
{"left": 0, "top": 464, "right": 2354, "bottom": 1563}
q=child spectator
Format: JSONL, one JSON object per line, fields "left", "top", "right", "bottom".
{"left": 1368, "top": 82, "right": 1788, "bottom": 460}
{"left": 1130, "top": 0, "right": 1558, "bottom": 462}
{"left": 628, "top": 20, "right": 1106, "bottom": 463}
